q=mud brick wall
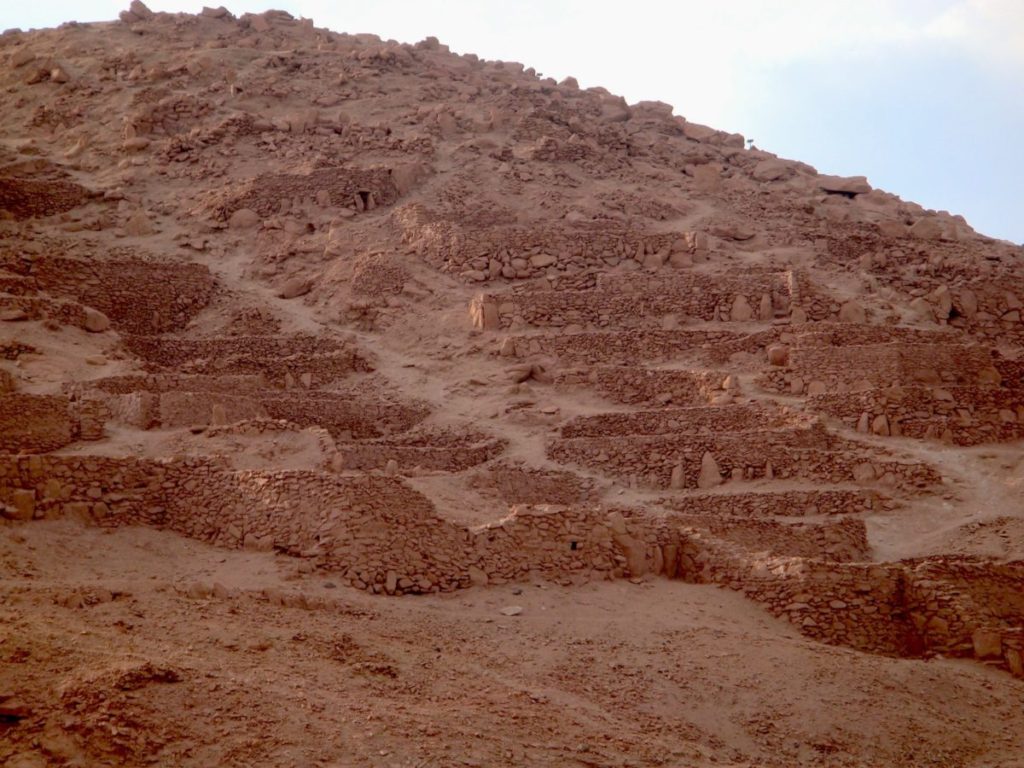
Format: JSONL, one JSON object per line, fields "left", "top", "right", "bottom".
{"left": 657, "top": 489, "right": 885, "bottom": 518}
{"left": 209, "top": 166, "right": 399, "bottom": 219}
{"left": 509, "top": 329, "right": 744, "bottom": 365}
{"left": 16, "top": 255, "right": 216, "bottom": 334}
{"left": 0, "top": 394, "right": 73, "bottom": 452}
{"left": 555, "top": 366, "right": 724, "bottom": 406}
{"left": 0, "top": 177, "right": 90, "bottom": 219}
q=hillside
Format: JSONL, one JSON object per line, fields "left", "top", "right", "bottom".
{"left": 2, "top": 4, "right": 1024, "bottom": 767}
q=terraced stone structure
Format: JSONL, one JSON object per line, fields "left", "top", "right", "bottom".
{"left": 1, "top": 8, "right": 1024, "bottom": 764}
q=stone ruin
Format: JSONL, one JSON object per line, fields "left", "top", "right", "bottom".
{"left": 1, "top": 1, "right": 1023, "bottom": 692}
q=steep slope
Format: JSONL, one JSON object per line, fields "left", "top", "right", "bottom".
{"left": 1, "top": 5, "right": 1023, "bottom": 767}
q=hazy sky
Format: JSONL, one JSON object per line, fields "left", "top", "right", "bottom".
{"left": 5, "top": 1, "right": 1022, "bottom": 243}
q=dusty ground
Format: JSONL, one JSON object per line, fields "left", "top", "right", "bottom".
{"left": 4, "top": 521, "right": 1024, "bottom": 768}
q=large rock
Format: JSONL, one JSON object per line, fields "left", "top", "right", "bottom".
{"left": 124, "top": 210, "right": 154, "bottom": 236}
{"left": 5, "top": 490, "right": 35, "bottom": 521}
{"left": 697, "top": 452, "right": 723, "bottom": 489}
{"left": 767, "top": 345, "right": 789, "bottom": 366}
{"left": 909, "top": 217, "right": 943, "bottom": 240}
{"left": 752, "top": 160, "right": 793, "bottom": 182}
{"left": 972, "top": 629, "right": 1002, "bottom": 660}
{"left": 838, "top": 300, "right": 866, "bottom": 323}
{"left": 228, "top": 208, "right": 260, "bottom": 230}
{"left": 83, "top": 307, "right": 111, "bottom": 333}
{"left": 730, "top": 295, "right": 753, "bottom": 322}
{"left": 278, "top": 277, "right": 311, "bottom": 299}
{"left": 818, "top": 175, "right": 871, "bottom": 195}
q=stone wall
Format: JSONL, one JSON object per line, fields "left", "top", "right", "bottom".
{"left": 0, "top": 177, "right": 91, "bottom": 219}
{"left": 397, "top": 203, "right": 692, "bottom": 283}
{"left": 759, "top": 343, "right": 997, "bottom": 393}
{"left": 0, "top": 295, "right": 87, "bottom": 328}
{"left": 807, "top": 385, "right": 1024, "bottom": 445}
{"left": 485, "top": 271, "right": 793, "bottom": 328}
{"left": 1, "top": 253, "right": 216, "bottom": 334}
{"left": 338, "top": 431, "right": 507, "bottom": 472}
{"left": 656, "top": 488, "right": 886, "bottom": 518}
{"left": 549, "top": 426, "right": 940, "bottom": 491}
{"left": 468, "top": 463, "right": 596, "bottom": 506}
{"left": 506, "top": 328, "right": 745, "bottom": 365}
{"left": 555, "top": 366, "right": 724, "bottom": 406}
{"left": 2, "top": 453, "right": 1020, "bottom": 674}
{"left": 0, "top": 454, "right": 623, "bottom": 593}
{"left": 121, "top": 334, "right": 373, "bottom": 385}
{"left": 668, "top": 513, "right": 869, "bottom": 562}
{"left": 560, "top": 404, "right": 798, "bottom": 438}
{"left": 208, "top": 166, "right": 399, "bottom": 219}
{"left": 0, "top": 394, "right": 73, "bottom": 452}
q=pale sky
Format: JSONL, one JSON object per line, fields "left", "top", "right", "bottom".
{"left": 5, "top": 1, "right": 1023, "bottom": 243}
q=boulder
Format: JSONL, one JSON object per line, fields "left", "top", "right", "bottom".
{"left": 228, "top": 208, "right": 260, "bottom": 229}
{"left": 730, "top": 295, "right": 753, "bottom": 322}
{"left": 130, "top": 0, "right": 154, "bottom": 18}
{"left": 972, "top": 629, "right": 1002, "bottom": 660}
{"left": 818, "top": 175, "right": 871, "bottom": 195}
{"left": 697, "top": 452, "right": 722, "bottom": 489}
{"left": 752, "top": 160, "right": 793, "bottom": 182}
{"left": 7, "top": 490, "right": 35, "bottom": 521}
{"left": 909, "top": 217, "right": 943, "bottom": 240}
{"left": 83, "top": 307, "right": 111, "bottom": 333}
{"left": 767, "top": 345, "right": 789, "bottom": 366}
{"left": 806, "top": 380, "right": 827, "bottom": 396}
{"left": 278, "top": 277, "right": 311, "bottom": 299}
{"left": 124, "top": 210, "right": 154, "bottom": 236}
{"left": 930, "top": 285, "right": 953, "bottom": 319}
{"left": 838, "top": 300, "right": 866, "bottom": 323}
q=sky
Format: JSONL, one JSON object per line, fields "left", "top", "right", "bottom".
{"left": 5, "top": 1, "right": 1022, "bottom": 243}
